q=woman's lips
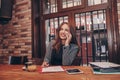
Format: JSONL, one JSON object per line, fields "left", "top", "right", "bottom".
{"left": 60, "top": 33, "right": 67, "bottom": 39}
{"left": 60, "top": 33, "right": 66, "bottom": 37}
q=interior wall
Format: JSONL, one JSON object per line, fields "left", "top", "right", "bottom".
{"left": 0, "top": 0, "right": 32, "bottom": 63}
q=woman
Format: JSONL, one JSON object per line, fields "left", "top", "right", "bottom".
{"left": 41, "top": 22, "right": 79, "bottom": 67}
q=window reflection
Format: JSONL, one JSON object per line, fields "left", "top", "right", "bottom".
{"left": 43, "top": 0, "right": 57, "bottom": 14}
{"left": 88, "top": 0, "right": 108, "bottom": 6}
{"left": 62, "top": 0, "right": 82, "bottom": 8}
{"left": 75, "top": 10, "right": 106, "bottom": 31}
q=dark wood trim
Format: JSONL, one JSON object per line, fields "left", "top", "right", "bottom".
{"left": 31, "top": 0, "right": 35, "bottom": 58}
{"left": 110, "top": 0, "right": 120, "bottom": 64}
{"left": 31, "top": 0, "right": 41, "bottom": 58}
{"left": 43, "top": 12, "right": 69, "bottom": 20}
{"left": 106, "top": 8, "right": 114, "bottom": 63}
{"left": 106, "top": 0, "right": 120, "bottom": 64}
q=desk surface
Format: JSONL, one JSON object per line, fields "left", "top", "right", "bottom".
{"left": 0, "top": 65, "right": 120, "bottom": 80}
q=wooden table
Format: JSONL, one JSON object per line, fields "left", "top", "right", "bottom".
{"left": 0, "top": 65, "right": 120, "bottom": 80}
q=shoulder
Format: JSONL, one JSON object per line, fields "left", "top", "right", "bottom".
{"left": 48, "top": 40, "right": 55, "bottom": 47}
{"left": 70, "top": 43, "right": 79, "bottom": 49}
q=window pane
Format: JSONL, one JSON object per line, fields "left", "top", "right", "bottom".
{"left": 62, "top": 0, "right": 82, "bottom": 8}
{"left": 67, "top": 0, "right": 73, "bottom": 7}
{"left": 102, "top": 0, "right": 108, "bottom": 3}
{"left": 88, "top": 0, "right": 108, "bottom": 6}
{"left": 62, "top": 0, "right": 67, "bottom": 8}
{"left": 94, "top": 0, "right": 101, "bottom": 5}
{"left": 86, "top": 12, "right": 92, "bottom": 31}
{"left": 43, "top": 0, "right": 57, "bottom": 14}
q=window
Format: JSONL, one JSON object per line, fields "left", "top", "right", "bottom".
{"left": 42, "top": 0, "right": 84, "bottom": 14}
{"left": 60, "top": 0, "right": 84, "bottom": 11}
{"left": 75, "top": 10, "right": 108, "bottom": 64}
{"left": 43, "top": 0, "right": 58, "bottom": 14}
{"left": 32, "top": 0, "right": 118, "bottom": 65}
{"left": 62, "top": 0, "right": 82, "bottom": 8}
{"left": 88, "top": 0, "right": 108, "bottom": 6}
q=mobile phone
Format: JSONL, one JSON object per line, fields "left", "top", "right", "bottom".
{"left": 66, "top": 68, "right": 83, "bottom": 74}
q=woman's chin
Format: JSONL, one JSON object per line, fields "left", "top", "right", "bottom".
{"left": 60, "top": 37, "right": 67, "bottom": 40}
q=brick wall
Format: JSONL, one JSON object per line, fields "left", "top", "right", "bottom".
{"left": 0, "top": 0, "right": 32, "bottom": 63}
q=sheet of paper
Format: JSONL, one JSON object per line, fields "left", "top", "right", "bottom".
{"left": 42, "top": 66, "right": 64, "bottom": 72}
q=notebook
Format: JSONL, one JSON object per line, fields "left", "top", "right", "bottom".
{"left": 89, "top": 62, "right": 120, "bottom": 74}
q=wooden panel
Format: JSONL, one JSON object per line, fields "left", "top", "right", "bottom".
{"left": 82, "top": 43, "right": 92, "bottom": 64}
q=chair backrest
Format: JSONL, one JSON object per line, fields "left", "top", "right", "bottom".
{"left": 71, "top": 55, "right": 81, "bottom": 66}
{"left": 9, "top": 55, "right": 28, "bottom": 65}
{"left": 0, "top": 56, "right": 4, "bottom": 64}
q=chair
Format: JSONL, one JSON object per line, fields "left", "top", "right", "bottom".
{"left": 0, "top": 56, "right": 4, "bottom": 64}
{"left": 9, "top": 55, "right": 28, "bottom": 65}
{"left": 71, "top": 55, "right": 81, "bottom": 66}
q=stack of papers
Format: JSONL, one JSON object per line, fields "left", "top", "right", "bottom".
{"left": 42, "top": 66, "right": 64, "bottom": 72}
{"left": 89, "top": 62, "right": 120, "bottom": 68}
{"left": 89, "top": 62, "right": 120, "bottom": 74}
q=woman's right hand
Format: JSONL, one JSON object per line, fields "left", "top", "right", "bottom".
{"left": 41, "top": 61, "right": 49, "bottom": 67}
{"left": 65, "top": 32, "right": 72, "bottom": 46}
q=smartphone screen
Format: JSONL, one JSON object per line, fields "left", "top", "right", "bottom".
{"left": 66, "top": 69, "right": 83, "bottom": 74}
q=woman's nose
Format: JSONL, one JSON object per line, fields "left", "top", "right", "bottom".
{"left": 62, "top": 30, "right": 66, "bottom": 33}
